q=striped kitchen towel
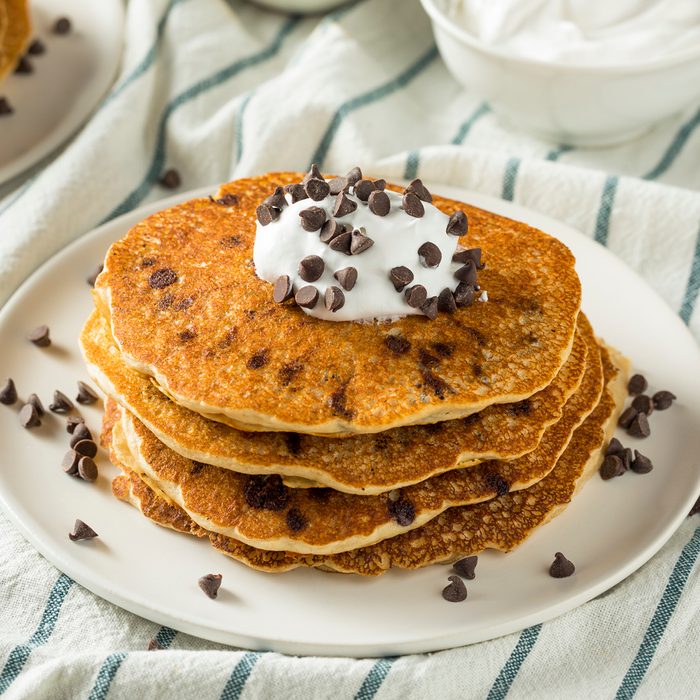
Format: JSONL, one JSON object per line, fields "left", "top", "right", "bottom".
{"left": 0, "top": 0, "right": 698, "bottom": 698}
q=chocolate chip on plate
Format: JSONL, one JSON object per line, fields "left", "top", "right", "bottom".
{"left": 256, "top": 203, "right": 279, "bottom": 226}
{"left": 0, "top": 378, "right": 17, "bottom": 405}
{"left": 417, "top": 242, "right": 442, "bottom": 268}
{"left": 453, "top": 555, "right": 477, "bottom": 580}
{"left": 299, "top": 206, "right": 326, "bottom": 232}
{"left": 61, "top": 450, "right": 80, "bottom": 475}
{"left": 630, "top": 450, "right": 653, "bottom": 474}
{"left": 389, "top": 266, "right": 413, "bottom": 292}
{"left": 27, "top": 325, "right": 51, "bottom": 347}
{"left": 87, "top": 263, "right": 104, "bottom": 287}
{"left": 333, "top": 192, "right": 357, "bottom": 218}
{"left": 324, "top": 286, "right": 345, "bottom": 312}
{"left": 76, "top": 381, "right": 98, "bottom": 405}
{"left": 627, "top": 412, "right": 651, "bottom": 439}
{"left": 334, "top": 267, "right": 357, "bottom": 291}
{"left": 621, "top": 447, "right": 633, "bottom": 471}
{"left": 69, "top": 423, "right": 92, "bottom": 447}
{"left": 368, "top": 190, "right": 390, "bottom": 216}
{"left": 405, "top": 285, "right": 427, "bottom": 309}
{"left": 295, "top": 286, "right": 319, "bottom": 309}
{"left": 446, "top": 210, "right": 468, "bottom": 236}
{"left": 350, "top": 230, "right": 374, "bottom": 255}
{"left": 407, "top": 178, "right": 432, "bottom": 203}
{"left": 631, "top": 394, "right": 653, "bottom": 416}
{"left": 198, "top": 573, "right": 222, "bottom": 599}
{"left": 442, "top": 575, "right": 467, "bottom": 602}
{"left": 402, "top": 191, "right": 424, "bottom": 218}
{"left": 437, "top": 288, "right": 457, "bottom": 313}
{"left": 28, "top": 39, "right": 45, "bottom": 55}
{"left": 66, "top": 415, "right": 85, "bottom": 434}
{"left": 305, "top": 178, "right": 330, "bottom": 202}
{"left": 627, "top": 373, "right": 647, "bottom": 395}
{"left": 285, "top": 183, "right": 308, "bottom": 204}
{"left": 618, "top": 406, "right": 638, "bottom": 429}
{"left": 14, "top": 56, "right": 33, "bottom": 75}
{"left": 605, "top": 437, "right": 624, "bottom": 456}
{"left": 69, "top": 519, "right": 98, "bottom": 541}
{"left": 0, "top": 97, "right": 13, "bottom": 116}
{"left": 652, "top": 390, "right": 676, "bottom": 410}
{"left": 345, "top": 166, "right": 362, "bottom": 186}
{"left": 77, "top": 456, "right": 98, "bottom": 482}
{"left": 549, "top": 552, "right": 575, "bottom": 578}
{"left": 420, "top": 296, "right": 439, "bottom": 320}
{"left": 298, "top": 255, "right": 325, "bottom": 283}
{"left": 354, "top": 179, "right": 375, "bottom": 202}
{"left": 273, "top": 275, "right": 294, "bottom": 303}
{"left": 599, "top": 454, "right": 625, "bottom": 480}
{"left": 49, "top": 390, "right": 73, "bottom": 413}
{"left": 73, "top": 439, "right": 97, "bottom": 458}
{"left": 19, "top": 403, "right": 41, "bottom": 429}
{"left": 454, "top": 260, "right": 477, "bottom": 285}
{"left": 53, "top": 17, "right": 72, "bottom": 35}
{"left": 158, "top": 168, "right": 181, "bottom": 189}
{"left": 27, "top": 393, "right": 45, "bottom": 416}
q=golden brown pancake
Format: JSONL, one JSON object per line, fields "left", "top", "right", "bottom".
{"left": 94, "top": 173, "right": 581, "bottom": 436}
{"left": 0, "top": 0, "right": 30, "bottom": 83}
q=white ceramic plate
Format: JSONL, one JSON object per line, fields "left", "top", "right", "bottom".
{"left": 0, "top": 185, "right": 698, "bottom": 657}
{"left": 0, "top": 0, "right": 124, "bottom": 184}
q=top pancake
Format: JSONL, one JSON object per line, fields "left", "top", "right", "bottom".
{"left": 0, "top": 0, "right": 30, "bottom": 82}
{"left": 96, "top": 173, "right": 581, "bottom": 435}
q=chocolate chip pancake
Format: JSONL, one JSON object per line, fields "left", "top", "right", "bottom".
{"left": 94, "top": 173, "right": 581, "bottom": 436}
{"left": 0, "top": 0, "right": 30, "bottom": 82}
{"left": 83, "top": 309, "right": 588, "bottom": 494}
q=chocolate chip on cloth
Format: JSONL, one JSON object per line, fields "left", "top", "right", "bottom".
{"left": 387, "top": 497, "right": 415, "bottom": 526}
{"left": 27, "top": 325, "right": 51, "bottom": 347}
{"left": 147, "top": 639, "right": 163, "bottom": 651}
{"left": 417, "top": 242, "right": 442, "bottom": 268}
{"left": 627, "top": 412, "right": 651, "bottom": 438}
{"left": 0, "top": 378, "right": 18, "bottom": 405}
{"left": 295, "top": 286, "right": 319, "bottom": 309}
{"left": 627, "top": 373, "right": 648, "bottom": 395}
{"left": 334, "top": 266, "right": 357, "bottom": 291}
{"left": 198, "top": 573, "right": 222, "bottom": 599}
{"left": 324, "top": 286, "right": 345, "bottom": 312}
{"left": 600, "top": 454, "right": 625, "bottom": 480}
{"left": 549, "top": 552, "right": 575, "bottom": 578}
{"left": 256, "top": 203, "right": 280, "bottom": 227}
{"left": 453, "top": 555, "right": 478, "bottom": 580}
{"left": 653, "top": 390, "right": 676, "bottom": 410}
{"left": 299, "top": 206, "right": 326, "bottom": 232}
{"left": 273, "top": 275, "right": 294, "bottom": 303}
{"left": 149, "top": 268, "right": 178, "bottom": 289}
{"left": 442, "top": 575, "right": 468, "bottom": 602}
{"left": 402, "top": 191, "right": 424, "bottom": 218}
{"left": 76, "top": 381, "right": 99, "bottom": 405}
{"left": 298, "top": 255, "right": 324, "bottom": 282}
{"left": 49, "top": 390, "right": 74, "bottom": 413}
{"left": 19, "top": 403, "right": 41, "bottom": 429}
{"left": 158, "top": 168, "right": 181, "bottom": 189}
{"left": 69, "top": 519, "right": 98, "bottom": 542}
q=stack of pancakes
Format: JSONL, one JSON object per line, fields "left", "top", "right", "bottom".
{"left": 0, "top": 0, "right": 30, "bottom": 83}
{"left": 80, "top": 173, "right": 629, "bottom": 575}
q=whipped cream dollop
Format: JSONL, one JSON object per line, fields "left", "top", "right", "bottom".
{"left": 253, "top": 168, "right": 481, "bottom": 322}
{"left": 445, "top": 0, "right": 700, "bottom": 65}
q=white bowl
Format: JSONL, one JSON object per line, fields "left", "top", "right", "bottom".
{"left": 421, "top": 0, "right": 700, "bottom": 146}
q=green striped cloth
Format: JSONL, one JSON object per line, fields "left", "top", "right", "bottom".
{"left": 0, "top": 0, "right": 699, "bottom": 698}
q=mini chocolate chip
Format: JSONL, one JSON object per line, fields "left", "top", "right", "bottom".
{"left": 324, "top": 286, "right": 345, "bottom": 312}
{"left": 455, "top": 260, "right": 477, "bottom": 285}
{"left": 69, "top": 519, "right": 98, "bottom": 541}
{"left": 652, "top": 390, "right": 676, "bottom": 410}
{"left": 73, "top": 439, "right": 97, "bottom": 458}
{"left": 26, "top": 393, "right": 44, "bottom": 417}
{"left": 600, "top": 454, "right": 625, "bottom": 479}
{"left": 328, "top": 176, "right": 348, "bottom": 195}
{"left": 61, "top": 450, "right": 80, "bottom": 475}
{"left": 549, "top": 552, "right": 575, "bottom": 578}
{"left": 407, "top": 178, "right": 432, "bottom": 203}
{"left": 178, "top": 329, "right": 196, "bottom": 343}
{"left": 76, "top": 381, "right": 98, "bottom": 405}
{"left": 78, "top": 456, "right": 98, "bottom": 482}
{"left": 417, "top": 241, "right": 442, "bottom": 268}
{"left": 286, "top": 508, "right": 308, "bottom": 533}
{"left": 334, "top": 267, "right": 357, "bottom": 291}
{"left": 49, "top": 390, "right": 73, "bottom": 413}
{"left": 373, "top": 179, "right": 386, "bottom": 190}
{"left": 264, "top": 186, "right": 287, "bottom": 210}
{"left": 320, "top": 219, "right": 344, "bottom": 243}
{"left": 446, "top": 210, "right": 468, "bottom": 237}
{"left": 453, "top": 556, "right": 477, "bottom": 580}
{"left": 605, "top": 437, "right": 624, "bottom": 456}
{"left": 159, "top": 169, "right": 181, "bottom": 189}
{"left": 198, "top": 573, "right": 222, "bottom": 599}
{"left": 442, "top": 575, "right": 467, "bottom": 602}
{"left": 329, "top": 231, "right": 352, "bottom": 254}
{"left": 66, "top": 416, "right": 85, "bottom": 434}
{"left": 384, "top": 335, "right": 411, "bottom": 354}
{"left": 388, "top": 497, "right": 415, "bottom": 526}
{"left": 368, "top": 190, "right": 390, "bottom": 216}
{"left": 487, "top": 473, "right": 509, "bottom": 496}
{"left": 213, "top": 193, "right": 238, "bottom": 206}
{"left": 247, "top": 350, "right": 269, "bottom": 370}
{"left": 350, "top": 230, "right": 374, "bottom": 255}
{"left": 345, "top": 166, "right": 362, "bottom": 186}
{"left": 631, "top": 394, "right": 653, "bottom": 416}
{"left": 53, "top": 17, "right": 72, "bottom": 35}
{"left": 273, "top": 275, "right": 294, "bottom": 303}
{"left": 405, "top": 285, "right": 427, "bottom": 308}
{"left": 256, "top": 203, "right": 279, "bottom": 226}
{"left": 0, "top": 378, "right": 17, "bottom": 405}
{"left": 19, "top": 404, "right": 41, "bottom": 429}
{"left": 149, "top": 268, "right": 178, "bottom": 289}
{"left": 244, "top": 475, "right": 289, "bottom": 511}
{"left": 284, "top": 433, "right": 301, "bottom": 455}
{"left": 420, "top": 296, "right": 439, "bottom": 320}
{"left": 628, "top": 374, "right": 648, "bottom": 395}
{"left": 305, "top": 178, "right": 330, "bottom": 202}
{"left": 27, "top": 325, "right": 51, "bottom": 347}
{"left": 333, "top": 192, "right": 357, "bottom": 218}
{"left": 431, "top": 342, "right": 454, "bottom": 358}
{"left": 14, "top": 56, "right": 33, "bottom": 74}
{"left": 70, "top": 423, "right": 92, "bottom": 446}
{"left": 295, "top": 286, "right": 319, "bottom": 309}
{"left": 299, "top": 206, "right": 326, "bottom": 231}
{"left": 0, "top": 97, "right": 13, "bottom": 115}
{"left": 285, "top": 183, "right": 308, "bottom": 203}
{"left": 618, "top": 406, "right": 638, "bottom": 429}
{"left": 454, "top": 283, "right": 475, "bottom": 307}
{"left": 354, "top": 179, "right": 376, "bottom": 202}
{"left": 27, "top": 39, "right": 45, "bottom": 55}
{"left": 301, "top": 164, "right": 323, "bottom": 185}
{"left": 402, "top": 191, "right": 424, "bottom": 218}
{"left": 87, "top": 263, "right": 104, "bottom": 287}
{"left": 452, "top": 246, "right": 484, "bottom": 268}
{"left": 389, "top": 266, "right": 414, "bottom": 292}
{"left": 299, "top": 255, "right": 325, "bottom": 283}
{"left": 631, "top": 450, "right": 653, "bottom": 474}
{"left": 627, "top": 412, "right": 651, "bottom": 439}
{"left": 437, "top": 288, "right": 457, "bottom": 313}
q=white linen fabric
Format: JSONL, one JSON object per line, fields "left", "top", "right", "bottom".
{"left": 0, "top": 1, "right": 698, "bottom": 698}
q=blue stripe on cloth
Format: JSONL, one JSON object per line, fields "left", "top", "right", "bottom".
{"left": 404, "top": 150, "right": 420, "bottom": 180}
{"left": 309, "top": 45, "right": 439, "bottom": 168}
{"left": 679, "top": 222, "right": 700, "bottom": 324}
{"left": 644, "top": 106, "right": 700, "bottom": 180}
{"left": 235, "top": 91, "right": 256, "bottom": 164}
{"left": 593, "top": 175, "right": 619, "bottom": 245}
{"left": 451, "top": 102, "right": 490, "bottom": 145}
{"left": 545, "top": 144, "right": 573, "bottom": 162}
{"left": 354, "top": 657, "right": 397, "bottom": 700}
{"left": 219, "top": 652, "right": 262, "bottom": 700}
{"left": 153, "top": 626, "right": 178, "bottom": 650}
{"left": 501, "top": 157, "right": 521, "bottom": 201}
{"left": 103, "top": 15, "right": 302, "bottom": 223}
{"left": 86, "top": 653, "right": 128, "bottom": 700}
{"left": 615, "top": 526, "right": 700, "bottom": 700}
{"left": 0, "top": 574, "right": 73, "bottom": 695}
{"left": 486, "top": 624, "right": 542, "bottom": 700}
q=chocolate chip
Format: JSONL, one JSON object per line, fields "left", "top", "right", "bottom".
{"left": 334, "top": 267, "right": 357, "bottom": 291}
{"left": 286, "top": 508, "right": 308, "bottom": 533}
{"left": 628, "top": 374, "right": 647, "bottom": 395}
{"left": 301, "top": 164, "right": 323, "bottom": 186}
{"left": 384, "top": 335, "right": 411, "bottom": 354}
{"left": 87, "top": 263, "right": 103, "bottom": 287}
{"left": 333, "top": 192, "right": 357, "bottom": 218}
{"left": 49, "top": 390, "right": 73, "bottom": 413}
{"left": 652, "top": 390, "right": 676, "bottom": 410}
{"left": 284, "top": 433, "right": 301, "bottom": 455}
{"left": 198, "top": 573, "right": 222, "bottom": 599}
{"left": 178, "top": 329, "right": 196, "bottom": 343}
{"left": 53, "top": 17, "right": 72, "bottom": 35}
{"left": 446, "top": 210, "right": 468, "bottom": 236}
{"left": 417, "top": 242, "right": 442, "bottom": 268}
{"left": 159, "top": 169, "right": 180, "bottom": 189}
{"left": 631, "top": 394, "right": 653, "bottom": 416}
{"left": 299, "top": 206, "right": 326, "bottom": 231}
{"left": 298, "top": 256, "right": 324, "bottom": 283}
{"left": 246, "top": 350, "right": 269, "bottom": 370}
{"left": 420, "top": 296, "right": 439, "bottom": 320}
{"left": 373, "top": 179, "right": 386, "bottom": 190}
{"left": 0, "top": 378, "right": 17, "bottom": 405}
{"left": 305, "top": 178, "right": 330, "bottom": 202}
{"left": 368, "top": 190, "right": 390, "bottom": 216}
{"left": 19, "top": 404, "right": 41, "bottom": 429}
{"left": 405, "top": 285, "right": 427, "bottom": 308}
{"left": 285, "top": 183, "right": 308, "bottom": 203}
{"left": 73, "top": 439, "right": 98, "bottom": 458}
{"left": 329, "top": 231, "right": 352, "bottom": 254}
{"left": 605, "top": 437, "right": 624, "bottom": 456}
{"left": 70, "top": 423, "right": 92, "bottom": 446}
{"left": 147, "top": 640, "right": 162, "bottom": 651}
{"left": 14, "top": 56, "right": 33, "bottom": 74}
{"left": 77, "top": 456, "right": 98, "bottom": 482}
{"left": 388, "top": 497, "right": 415, "bottom": 526}
{"left": 455, "top": 260, "right": 477, "bottom": 285}
{"left": 175, "top": 297, "right": 194, "bottom": 311}
{"left": 402, "top": 191, "right": 424, "bottom": 218}
{"left": 487, "top": 473, "right": 509, "bottom": 496}
{"left": 149, "top": 268, "right": 177, "bottom": 289}
{"left": 28, "top": 39, "right": 45, "bottom": 56}
{"left": 324, "top": 286, "right": 345, "bottom": 312}
{"left": 69, "top": 519, "right": 98, "bottom": 541}
{"left": 350, "top": 230, "right": 374, "bottom": 255}
{"left": 26, "top": 393, "right": 45, "bottom": 417}
{"left": 618, "top": 406, "right": 637, "bottom": 429}
{"left": 453, "top": 556, "right": 477, "bottom": 580}
{"left": 256, "top": 203, "right": 280, "bottom": 226}
{"left": 61, "top": 450, "right": 80, "bottom": 475}
{"left": 627, "top": 412, "right": 650, "bottom": 439}
{"left": 320, "top": 219, "right": 344, "bottom": 243}
{"left": 328, "top": 176, "right": 348, "bottom": 195}
{"left": 452, "top": 246, "right": 483, "bottom": 268}
{"left": 355, "top": 179, "right": 375, "bottom": 202}
{"left": 406, "top": 179, "right": 432, "bottom": 203}
{"left": 549, "top": 552, "right": 575, "bottom": 578}
{"left": 76, "top": 381, "right": 98, "bottom": 405}
{"left": 66, "top": 416, "right": 85, "bottom": 434}
{"left": 454, "top": 282, "right": 475, "bottom": 307}
{"left": 600, "top": 454, "right": 625, "bottom": 480}
{"left": 631, "top": 450, "right": 653, "bottom": 474}
{"left": 689, "top": 497, "right": 700, "bottom": 517}
{"left": 264, "top": 186, "right": 287, "bottom": 210}
{"left": 621, "top": 447, "right": 634, "bottom": 471}
{"left": 431, "top": 342, "right": 454, "bottom": 358}
{"left": 213, "top": 193, "right": 238, "bottom": 206}
{"left": 295, "top": 286, "right": 319, "bottom": 309}
{"left": 345, "top": 166, "right": 362, "bottom": 186}
{"left": 244, "top": 475, "right": 289, "bottom": 511}
{"left": 442, "top": 575, "right": 467, "bottom": 602}
{"left": 389, "top": 266, "right": 414, "bottom": 292}
{"left": 437, "top": 288, "right": 457, "bottom": 313}
{"left": 329, "top": 382, "right": 353, "bottom": 420}
{"left": 273, "top": 275, "right": 294, "bottom": 303}
{"left": 27, "top": 325, "right": 50, "bottom": 347}
{"left": 0, "top": 97, "right": 14, "bottom": 116}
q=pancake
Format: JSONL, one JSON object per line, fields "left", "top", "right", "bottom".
{"left": 82, "top": 309, "right": 588, "bottom": 494}
{"left": 111, "top": 344, "right": 628, "bottom": 574}
{"left": 0, "top": 0, "right": 30, "bottom": 83}
{"left": 94, "top": 173, "right": 581, "bottom": 436}
{"left": 104, "top": 330, "right": 602, "bottom": 555}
